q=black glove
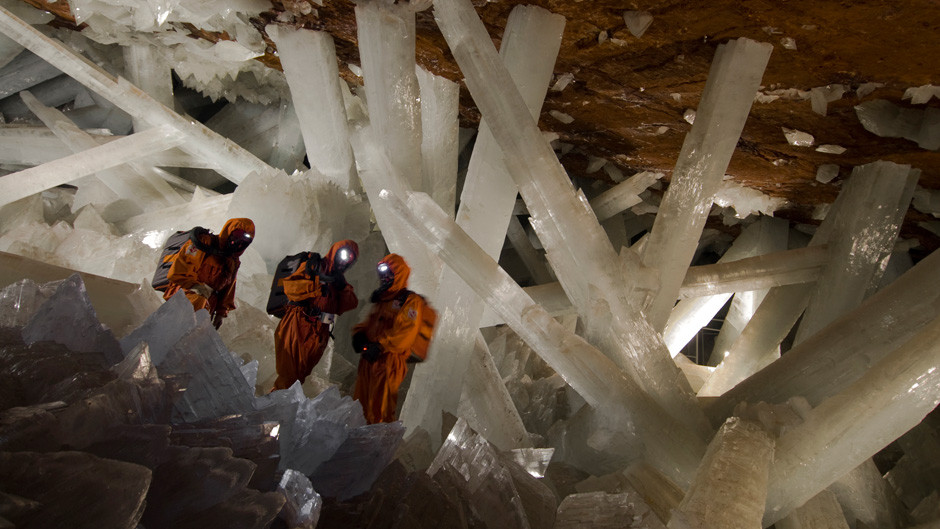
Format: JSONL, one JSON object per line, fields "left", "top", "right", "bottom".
{"left": 363, "top": 342, "right": 382, "bottom": 363}
{"left": 352, "top": 332, "right": 369, "bottom": 353}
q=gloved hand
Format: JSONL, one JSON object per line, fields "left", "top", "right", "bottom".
{"left": 352, "top": 332, "right": 368, "bottom": 353}
{"left": 212, "top": 312, "right": 225, "bottom": 330}
{"left": 362, "top": 342, "right": 382, "bottom": 363}
{"left": 191, "top": 283, "right": 213, "bottom": 299}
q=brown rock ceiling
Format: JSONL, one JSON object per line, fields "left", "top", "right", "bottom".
{"left": 26, "top": 0, "right": 940, "bottom": 253}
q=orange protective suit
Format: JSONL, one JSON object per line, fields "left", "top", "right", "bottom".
{"left": 272, "top": 240, "right": 359, "bottom": 391}
{"left": 163, "top": 218, "right": 255, "bottom": 328}
{"left": 352, "top": 254, "right": 425, "bottom": 424}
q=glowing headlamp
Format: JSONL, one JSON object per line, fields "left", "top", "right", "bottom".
{"left": 338, "top": 248, "right": 351, "bottom": 263}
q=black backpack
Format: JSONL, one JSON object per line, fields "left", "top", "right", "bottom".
{"left": 151, "top": 227, "right": 217, "bottom": 292}
{"left": 266, "top": 252, "right": 321, "bottom": 317}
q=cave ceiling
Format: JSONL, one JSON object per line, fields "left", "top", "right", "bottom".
{"left": 22, "top": 0, "right": 940, "bottom": 254}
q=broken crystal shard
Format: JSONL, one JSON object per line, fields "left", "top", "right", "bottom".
{"left": 682, "top": 108, "right": 696, "bottom": 124}
{"left": 417, "top": 66, "right": 459, "bottom": 214}
{"left": 669, "top": 418, "right": 774, "bottom": 529}
{"left": 783, "top": 127, "right": 815, "bottom": 146}
{"left": 399, "top": 3, "right": 564, "bottom": 445}
{"left": 794, "top": 161, "right": 918, "bottom": 344}
{"left": 112, "top": 341, "right": 157, "bottom": 382}
{"left": 713, "top": 179, "right": 787, "bottom": 218}
{"left": 763, "top": 314, "right": 940, "bottom": 526}
{"left": 308, "top": 421, "right": 404, "bottom": 501}
{"left": 903, "top": 84, "right": 940, "bottom": 105}
{"left": 267, "top": 25, "right": 356, "bottom": 191}
{"left": 22, "top": 273, "right": 122, "bottom": 365}
{"left": 816, "top": 163, "right": 840, "bottom": 183}
{"left": 549, "top": 109, "right": 574, "bottom": 123}
{"left": 641, "top": 38, "right": 772, "bottom": 331}
{"left": 0, "top": 124, "right": 184, "bottom": 208}
{"left": 277, "top": 469, "right": 322, "bottom": 529}
{"left": 622, "top": 11, "right": 653, "bottom": 38}
{"left": 816, "top": 144, "right": 846, "bottom": 154}
{"left": 551, "top": 72, "right": 575, "bottom": 92}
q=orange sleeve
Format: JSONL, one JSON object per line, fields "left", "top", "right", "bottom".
{"left": 167, "top": 241, "right": 205, "bottom": 289}
{"left": 333, "top": 283, "right": 358, "bottom": 314}
{"left": 283, "top": 264, "right": 320, "bottom": 303}
{"left": 376, "top": 294, "right": 422, "bottom": 358}
{"left": 217, "top": 280, "right": 237, "bottom": 314}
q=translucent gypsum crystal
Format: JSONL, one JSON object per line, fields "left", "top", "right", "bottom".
{"left": 478, "top": 281, "right": 575, "bottom": 327}
{"left": 112, "top": 341, "right": 158, "bottom": 382}
{"left": 277, "top": 469, "right": 322, "bottom": 529}
{"left": 0, "top": 74, "right": 88, "bottom": 120}
{"left": 827, "top": 459, "right": 906, "bottom": 529}
{"left": 783, "top": 127, "right": 815, "bottom": 146}
{"left": 678, "top": 245, "right": 826, "bottom": 299}
{"left": 640, "top": 38, "right": 772, "bottom": 331}
{"left": 0, "top": 127, "right": 214, "bottom": 169}
{"left": 348, "top": 125, "right": 441, "bottom": 297}
{"left": 507, "top": 447, "right": 554, "bottom": 478}
{"left": 695, "top": 169, "right": 857, "bottom": 398}
{"left": 19, "top": 90, "right": 183, "bottom": 209}
{"left": 0, "top": 277, "right": 56, "bottom": 328}
{"left": 416, "top": 65, "right": 459, "bottom": 214}
{"left": 663, "top": 216, "right": 786, "bottom": 356}
{"left": 816, "top": 144, "right": 846, "bottom": 154}
{"left": 354, "top": 1, "right": 422, "bottom": 192}
{"left": 904, "top": 84, "right": 940, "bottom": 105}
{"left": 0, "top": 450, "right": 151, "bottom": 528}
{"left": 793, "top": 162, "right": 918, "bottom": 344}
{"left": 432, "top": 0, "right": 708, "bottom": 440}
{"left": 667, "top": 418, "right": 774, "bottom": 529}
{"left": 776, "top": 490, "right": 850, "bottom": 529}
{"left": 0, "top": 7, "right": 279, "bottom": 184}
{"left": 381, "top": 190, "right": 705, "bottom": 487}
{"left": 0, "top": 49, "right": 63, "bottom": 100}
{"left": 308, "top": 421, "right": 405, "bottom": 501}
{"left": 816, "top": 164, "right": 840, "bottom": 183}
{"left": 913, "top": 185, "right": 940, "bottom": 217}
{"left": 266, "top": 99, "right": 306, "bottom": 174}
{"left": 426, "top": 419, "right": 530, "bottom": 527}
{"left": 160, "top": 312, "right": 255, "bottom": 423}
{"left": 622, "top": 11, "right": 653, "bottom": 38}
{"left": 855, "top": 99, "right": 940, "bottom": 151}
{"left": 762, "top": 314, "right": 940, "bottom": 526}
{"left": 0, "top": 124, "right": 184, "bottom": 208}
{"left": 623, "top": 462, "right": 685, "bottom": 524}
{"left": 506, "top": 215, "right": 554, "bottom": 284}
{"left": 708, "top": 217, "right": 789, "bottom": 367}
{"left": 122, "top": 43, "right": 174, "bottom": 131}
{"left": 589, "top": 170, "right": 664, "bottom": 222}
{"left": 455, "top": 333, "right": 532, "bottom": 450}
{"left": 401, "top": 2, "right": 565, "bottom": 443}
{"left": 21, "top": 273, "right": 122, "bottom": 365}
{"left": 266, "top": 25, "right": 356, "bottom": 190}
{"left": 706, "top": 246, "right": 940, "bottom": 417}
{"left": 117, "top": 192, "right": 232, "bottom": 234}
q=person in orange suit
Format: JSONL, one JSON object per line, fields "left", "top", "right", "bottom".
{"left": 352, "top": 253, "right": 425, "bottom": 424}
{"left": 163, "top": 218, "right": 255, "bottom": 329}
{"left": 271, "top": 240, "right": 359, "bottom": 391}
